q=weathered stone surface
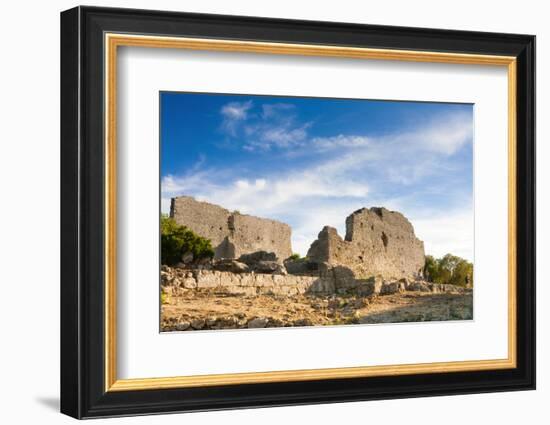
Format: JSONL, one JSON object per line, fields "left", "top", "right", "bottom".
{"left": 161, "top": 266, "right": 471, "bottom": 299}
{"left": 284, "top": 258, "right": 318, "bottom": 275}
{"left": 293, "top": 318, "right": 313, "bottom": 327}
{"left": 170, "top": 196, "right": 292, "bottom": 260}
{"left": 175, "top": 322, "right": 191, "bottom": 331}
{"left": 195, "top": 271, "right": 221, "bottom": 288}
{"left": 307, "top": 278, "right": 336, "bottom": 294}
{"left": 212, "top": 259, "right": 250, "bottom": 273}
{"left": 238, "top": 251, "right": 277, "bottom": 264}
{"left": 380, "top": 281, "right": 401, "bottom": 295}
{"left": 429, "top": 283, "right": 468, "bottom": 294}
{"left": 182, "top": 277, "right": 198, "bottom": 289}
{"left": 181, "top": 252, "right": 194, "bottom": 264}
{"left": 248, "top": 317, "right": 269, "bottom": 328}
{"left": 356, "top": 276, "right": 383, "bottom": 296}
{"left": 162, "top": 266, "right": 340, "bottom": 296}
{"left": 191, "top": 319, "right": 205, "bottom": 330}
{"left": 307, "top": 207, "right": 425, "bottom": 280}
{"left": 399, "top": 277, "right": 411, "bottom": 289}
{"left": 253, "top": 260, "right": 287, "bottom": 275}
{"left": 408, "top": 281, "right": 431, "bottom": 292}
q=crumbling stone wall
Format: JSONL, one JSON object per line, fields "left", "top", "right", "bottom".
{"left": 161, "top": 266, "right": 468, "bottom": 298}
{"left": 307, "top": 207, "right": 425, "bottom": 279}
{"left": 163, "top": 268, "right": 337, "bottom": 297}
{"left": 170, "top": 196, "right": 292, "bottom": 260}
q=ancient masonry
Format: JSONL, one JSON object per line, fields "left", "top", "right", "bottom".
{"left": 170, "top": 196, "right": 425, "bottom": 280}
{"left": 170, "top": 196, "right": 293, "bottom": 261}
{"left": 307, "top": 207, "right": 425, "bottom": 280}
{"left": 162, "top": 266, "right": 468, "bottom": 298}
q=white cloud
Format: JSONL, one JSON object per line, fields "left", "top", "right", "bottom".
{"left": 162, "top": 158, "right": 369, "bottom": 217}
{"left": 221, "top": 100, "right": 252, "bottom": 120}
{"left": 220, "top": 100, "right": 253, "bottom": 136}
{"left": 164, "top": 108, "right": 473, "bottom": 259}
{"left": 261, "top": 103, "right": 295, "bottom": 119}
{"left": 311, "top": 135, "right": 371, "bottom": 151}
{"left": 292, "top": 110, "right": 472, "bottom": 157}
{"left": 161, "top": 150, "right": 372, "bottom": 256}
{"left": 162, "top": 160, "right": 472, "bottom": 259}
{"left": 220, "top": 100, "right": 312, "bottom": 151}
{"left": 395, "top": 111, "right": 473, "bottom": 156}
{"left": 243, "top": 118, "right": 311, "bottom": 151}
{"left": 412, "top": 209, "right": 474, "bottom": 261}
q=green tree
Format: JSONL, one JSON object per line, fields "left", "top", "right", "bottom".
{"left": 450, "top": 259, "right": 473, "bottom": 286}
{"left": 423, "top": 255, "right": 439, "bottom": 282}
{"left": 424, "top": 253, "right": 473, "bottom": 286}
{"left": 160, "top": 215, "right": 214, "bottom": 266}
{"left": 287, "top": 253, "right": 302, "bottom": 261}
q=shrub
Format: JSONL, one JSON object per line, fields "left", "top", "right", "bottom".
{"left": 287, "top": 253, "right": 302, "bottom": 261}
{"left": 161, "top": 215, "right": 215, "bottom": 265}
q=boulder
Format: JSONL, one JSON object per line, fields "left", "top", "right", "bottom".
{"left": 408, "top": 281, "right": 431, "bottom": 292}
{"left": 181, "top": 251, "right": 194, "bottom": 264}
{"left": 248, "top": 317, "right": 269, "bottom": 328}
{"left": 380, "top": 281, "right": 400, "bottom": 295}
{"left": 293, "top": 318, "right": 313, "bottom": 327}
{"left": 399, "top": 277, "right": 411, "bottom": 289}
{"left": 238, "top": 251, "right": 277, "bottom": 265}
{"left": 160, "top": 271, "right": 173, "bottom": 287}
{"left": 439, "top": 284, "right": 467, "bottom": 294}
{"left": 357, "top": 276, "right": 383, "bottom": 296}
{"left": 191, "top": 319, "right": 205, "bottom": 330}
{"left": 175, "top": 322, "right": 191, "bottom": 331}
{"left": 284, "top": 258, "right": 318, "bottom": 275}
{"left": 182, "top": 277, "right": 197, "bottom": 289}
{"left": 253, "top": 260, "right": 287, "bottom": 275}
{"left": 212, "top": 259, "right": 250, "bottom": 273}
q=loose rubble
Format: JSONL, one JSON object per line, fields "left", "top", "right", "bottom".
{"left": 160, "top": 265, "right": 472, "bottom": 332}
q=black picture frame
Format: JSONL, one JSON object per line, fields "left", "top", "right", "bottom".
{"left": 60, "top": 5, "right": 535, "bottom": 419}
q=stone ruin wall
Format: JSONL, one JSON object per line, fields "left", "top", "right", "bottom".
{"left": 162, "top": 267, "right": 468, "bottom": 298}
{"left": 170, "top": 196, "right": 425, "bottom": 280}
{"left": 170, "top": 196, "right": 292, "bottom": 261}
{"left": 307, "top": 207, "right": 425, "bottom": 280}
{"left": 162, "top": 267, "right": 338, "bottom": 297}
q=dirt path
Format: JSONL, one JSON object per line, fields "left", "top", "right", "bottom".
{"left": 161, "top": 291, "right": 473, "bottom": 331}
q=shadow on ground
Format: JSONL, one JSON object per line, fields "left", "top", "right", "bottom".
{"left": 35, "top": 396, "right": 59, "bottom": 412}
{"left": 358, "top": 293, "right": 473, "bottom": 324}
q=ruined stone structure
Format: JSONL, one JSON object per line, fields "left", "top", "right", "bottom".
{"left": 162, "top": 267, "right": 337, "bottom": 297}
{"left": 307, "top": 207, "right": 425, "bottom": 280}
{"left": 170, "top": 196, "right": 292, "bottom": 261}
{"left": 162, "top": 266, "right": 468, "bottom": 298}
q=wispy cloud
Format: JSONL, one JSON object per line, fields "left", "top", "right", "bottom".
{"left": 392, "top": 110, "right": 473, "bottom": 155}
{"left": 220, "top": 101, "right": 312, "bottom": 151}
{"left": 311, "top": 135, "right": 372, "bottom": 151}
{"left": 220, "top": 100, "right": 253, "bottom": 136}
{"left": 161, "top": 154, "right": 370, "bottom": 219}
{"left": 164, "top": 100, "right": 473, "bottom": 260}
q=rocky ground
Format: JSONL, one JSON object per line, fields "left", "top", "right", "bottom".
{"left": 160, "top": 290, "right": 473, "bottom": 332}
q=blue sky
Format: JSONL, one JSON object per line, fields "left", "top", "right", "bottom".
{"left": 161, "top": 92, "right": 474, "bottom": 260}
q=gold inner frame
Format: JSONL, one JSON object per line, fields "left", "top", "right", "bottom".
{"left": 104, "top": 33, "right": 517, "bottom": 392}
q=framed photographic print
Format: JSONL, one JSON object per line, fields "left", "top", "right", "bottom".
{"left": 60, "top": 6, "right": 535, "bottom": 419}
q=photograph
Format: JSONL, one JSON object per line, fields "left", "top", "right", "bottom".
{"left": 159, "top": 92, "right": 474, "bottom": 332}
